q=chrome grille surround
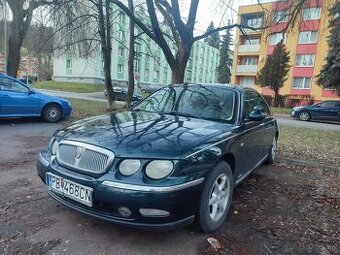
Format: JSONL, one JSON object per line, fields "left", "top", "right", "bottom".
{"left": 56, "top": 140, "right": 115, "bottom": 174}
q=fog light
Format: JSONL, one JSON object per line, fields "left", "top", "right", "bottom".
{"left": 139, "top": 208, "right": 170, "bottom": 217}
{"left": 118, "top": 207, "right": 132, "bottom": 217}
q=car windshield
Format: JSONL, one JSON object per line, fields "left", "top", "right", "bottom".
{"left": 133, "top": 85, "right": 237, "bottom": 123}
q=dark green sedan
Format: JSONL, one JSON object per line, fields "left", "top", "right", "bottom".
{"left": 37, "top": 83, "right": 278, "bottom": 233}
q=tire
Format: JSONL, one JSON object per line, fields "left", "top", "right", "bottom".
{"left": 265, "top": 136, "right": 277, "bottom": 164}
{"left": 197, "top": 161, "right": 233, "bottom": 233}
{"left": 42, "top": 104, "right": 62, "bottom": 123}
{"left": 298, "top": 111, "right": 311, "bottom": 121}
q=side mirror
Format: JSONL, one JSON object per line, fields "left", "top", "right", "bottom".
{"left": 28, "top": 89, "right": 35, "bottom": 95}
{"left": 249, "top": 105, "right": 266, "bottom": 121}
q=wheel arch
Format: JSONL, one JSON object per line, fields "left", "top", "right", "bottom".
{"left": 41, "top": 102, "right": 63, "bottom": 117}
{"left": 220, "top": 153, "right": 236, "bottom": 175}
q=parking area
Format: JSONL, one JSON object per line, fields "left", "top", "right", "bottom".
{"left": 0, "top": 119, "right": 339, "bottom": 255}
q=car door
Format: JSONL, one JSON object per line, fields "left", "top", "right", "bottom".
{"left": 334, "top": 101, "right": 340, "bottom": 121}
{"left": 313, "top": 101, "right": 337, "bottom": 121}
{"left": 0, "top": 77, "right": 40, "bottom": 117}
{"left": 233, "top": 90, "right": 275, "bottom": 180}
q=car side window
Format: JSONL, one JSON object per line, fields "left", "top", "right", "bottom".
{"left": 0, "top": 78, "right": 29, "bottom": 93}
{"left": 318, "top": 101, "right": 335, "bottom": 108}
{"left": 243, "top": 90, "right": 270, "bottom": 120}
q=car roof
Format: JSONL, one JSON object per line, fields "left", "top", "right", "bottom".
{"left": 170, "top": 83, "right": 246, "bottom": 93}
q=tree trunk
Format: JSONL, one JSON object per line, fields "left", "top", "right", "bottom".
{"left": 7, "top": 34, "right": 21, "bottom": 77}
{"left": 98, "top": 0, "right": 115, "bottom": 111}
{"left": 171, "top": 46, "right": 190, "bottom": 84}
{"left": 274, "top": 89, "right": 279, "bottom": 107}
{"left": 126, "top": 0, "right": 135, "bottom": 109}
{"left": 6, "top": 2, "right": 33, "bottom": 77}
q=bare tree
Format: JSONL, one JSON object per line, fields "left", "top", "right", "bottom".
{"left": 111, "top": 0, "right": 309, "bottom": 84}
{"left": 50, "top": 0, "right": 117, "bottom": 110}
{"left": 2, "top": 0, "right": 60, "bottom": 77}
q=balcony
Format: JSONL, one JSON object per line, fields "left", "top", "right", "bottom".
{"left": 238, "top": 44, "right": 260, "bottom": 53}
{"left": 236, "top": 65, "right": 258, "bottom": 73}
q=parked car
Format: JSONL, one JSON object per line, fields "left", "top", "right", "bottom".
{"left": 291, "top": 100, "right": 340, "bottom": 122}
{"left": 19, "top": 77, "right": 33, "bottom": 85}
{"left": 37, "top": 84, "right": 278, "bottom": 233}
{"left": 104, "top": 87, "right": 143, "bottom": 102}
{"left": 0, "top": 74, "right": 72, "bottom": 122}
{"left": 140, "top": 83, "right": 165, "bottom": 94}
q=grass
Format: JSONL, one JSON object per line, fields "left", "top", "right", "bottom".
{"left": 278, "top": 126, "right": 340, "bottom": 166}
{"left": 33, "top": 81, "right": 105, "bottom": 93}
{"left": 271, "top": 107, "right": 292, "bottom": 115}
{"left": 66, "top": 98, "right": 107, "bottom": 121}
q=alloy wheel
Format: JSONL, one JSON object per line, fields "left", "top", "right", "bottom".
{"left": 208, "top": 174, "right": 230, "bottom": 222}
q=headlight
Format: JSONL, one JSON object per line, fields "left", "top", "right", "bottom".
{"left": 145, "top": 160, "right": 174, "bottom": 180}
{"left": 51, "top": 139, "right": 59, "bottom": 155}
{"left": 119, "top": 159, "right": 141, "bottom": 176}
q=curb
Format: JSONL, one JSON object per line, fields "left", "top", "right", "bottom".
{"left": 277, "top": 156, "right": 340, "bottom": 172}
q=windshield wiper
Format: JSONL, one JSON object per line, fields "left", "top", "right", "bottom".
{"left": 167, "top": 111, "right": 198, "bottom": 119}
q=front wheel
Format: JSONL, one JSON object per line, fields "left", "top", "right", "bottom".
{"left": 196, "top": 161, "right": 233, "bottom": 233}
{"left": 265, "top": 136, "right": 277, "bottom": 164}
{"left": 42, "top": 104, "right": 62, "bottom": 123}
{"left": 298, "top": 111, "right": 311, "bottom": 121}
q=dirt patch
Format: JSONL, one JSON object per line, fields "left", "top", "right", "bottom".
{"left": 201, "top": 163, "right": 340, "bottom": 255}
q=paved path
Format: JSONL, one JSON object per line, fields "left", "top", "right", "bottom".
{"left": 38, "top": 89, "right": 107, "bottom": 102}
{"left": 276, "top": 116, "right": 340, "bottom": 131}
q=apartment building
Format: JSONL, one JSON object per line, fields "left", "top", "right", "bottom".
{"left": 53, "top": 13, "right": 220, "bottom": 86}
{"left": 231, "top": 0, "right": 339, "bottom": 103}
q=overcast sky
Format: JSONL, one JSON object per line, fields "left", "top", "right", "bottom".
{"left": 188, "top": 0, "right": 266, "bottom": 36}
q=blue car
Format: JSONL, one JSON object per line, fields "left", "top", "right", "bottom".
{"left": 0, "top": 74, "right": 72, "bottom": 122}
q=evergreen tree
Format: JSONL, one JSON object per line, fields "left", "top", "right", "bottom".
{"left": 316, "top": 3, "right": 340, "bottom": 95}
{"left": 204, "top": 22, "right": 220, "bottom": 49}
{"left": 217, "top": 29, "right": 233, "bottom": 83}
{"left": 256, "top": 41, "right": 290, "bottom": 106}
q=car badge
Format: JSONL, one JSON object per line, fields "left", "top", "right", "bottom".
{"left": 75, "top": 146, "right": 85, "bottom": 166}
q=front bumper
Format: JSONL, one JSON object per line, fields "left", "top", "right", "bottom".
{"left": 291, "top": 110, "right": 297, "bottom": 118}
{"left": 37, "top": 153, "right": 203, "bottom": 230}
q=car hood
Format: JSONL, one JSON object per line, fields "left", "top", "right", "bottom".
{"left": 55, "top": 111, "right": 234, "bottom": 158}
{"left": 293, "top": 106, "right": 305, "bottom": 111}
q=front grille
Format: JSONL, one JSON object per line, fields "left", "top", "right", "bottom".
{"left": 56, "top": 141, "right": 115, "bottom": 174}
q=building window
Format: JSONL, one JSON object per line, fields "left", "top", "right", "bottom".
{"left": 269, "top": 33, "right": 286, "bottom": 45}
{"left": 239, "top": 77, "right": 255, "bottom": 88}
{"left": 243, "top": 14, "right": 263, "bottom": 28}
{"left": 241, "top": 57, "right": 258, "bottom": 65}
{"left": 119, "top": 13, "right": 126, "bottom": 23}
{"left": 117, "top": 64, "right": 124, "bottom": 74}
{"left": 119, "top": 30, "right": 125, "bottom": 41}
{"left": 298, "top": 31, "right": 318, "bottom": 44}
{"left": 274, "top": 10, "right": 289, "bottom": 23}
{"left": 154, "top": 70, "right": 160, "bottom": 80}
{"left": 295, "top": 54, "right": 315, "bottom": 67}
{"left": 243, "top": 38, "right": 260, "bottom": 45}
{"left": 293, "top": 77, "right": 311, "bottom": 89}
{"left": 302, "top": 7, "right": 321, "bottom": 21}
{"left": 118, "top": 47, "right": 124, "bottom": 57}
{"left": 66, "top": 59, "right": 72, "bottom": 69}
{"left": 144, "top": 69, "right": 149, "bottom": 82}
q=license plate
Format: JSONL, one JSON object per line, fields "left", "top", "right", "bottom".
{"left": 46, "top": 173, "right": 93, "bottom": 207}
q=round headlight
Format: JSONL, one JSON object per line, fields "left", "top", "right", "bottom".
{"left": 119, "top": 159, "right": 141, "bottom": 176}
{"left": 145, "top": 160, "right": 174, "bottom": 180}
{"left": 51, "top": 140, "right": 59, "bottom": 155}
